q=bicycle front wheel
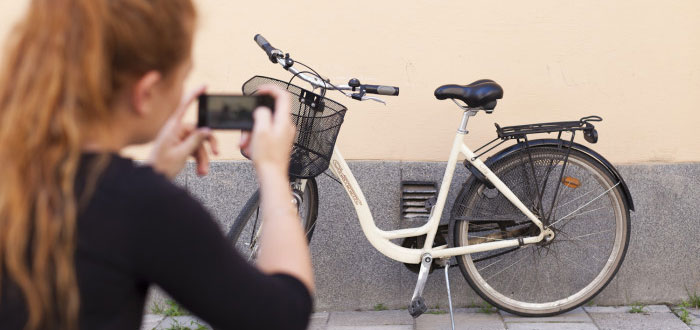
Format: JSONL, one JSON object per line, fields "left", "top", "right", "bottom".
{"left": 451, "top": 146, "right": 630, "bottom": 316}
{"left": 226, "top": 178, "right": 319, "bottom": 262}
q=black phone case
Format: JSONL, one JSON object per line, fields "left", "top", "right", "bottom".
{"left": 197, "top": 94, "right": 275, "bottom": 130}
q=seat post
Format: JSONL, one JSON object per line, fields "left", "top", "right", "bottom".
{"left": 458, "top": 110, "right": 478, "bottom": 134}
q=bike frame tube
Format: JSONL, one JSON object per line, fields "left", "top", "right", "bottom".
{"left": 329, "top": 132, "right": 546, "bottom": 264}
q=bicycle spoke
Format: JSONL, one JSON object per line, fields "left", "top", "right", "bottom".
{"left": 549, "top": 182, "right": 619, "bottom": 228}
{"left": 477, "top": 257, "right": 506, "bottom": 272}
{"left": 557, "top": 252, "right": 599, "bottom": 279}
{"left": 562, "top": 229, "right": 613, "bottom": 241}
{"left": 551, "top": 188, "right": 594, "bottom": 212}
{"left": 556, "top": 206, "right": 608, "bottom": 232}
{"left": 485, "top": 248, "right": 533, "bottom": 282}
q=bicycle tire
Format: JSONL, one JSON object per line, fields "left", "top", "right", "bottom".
{"left": 450, "top": 146, "right": 630, "bottom": 316}
{"left": 227, "top": 178, "right": 319, "bottom": 261}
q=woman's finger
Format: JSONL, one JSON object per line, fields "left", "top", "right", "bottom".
{"left": 254, "top": 85, "right": 291, "bottom": 129}
{"left": 176, "top": 127, "right": 211, "bottom": 158}
{"left": 252, "top": 106, "right": 273, "bottom": 134}
{"left": 194, "top": 144, "right": 209, "bottom": 176}
{"left": 239, "top": 131, "right": 251, "bottom": 149}
{"left": 179, "top": 123, "right": 195, "bottom": 141}
{"left": 207, "top": 131, "right": 219, "bottom": 156}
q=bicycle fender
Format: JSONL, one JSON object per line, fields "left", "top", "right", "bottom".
{"left": 483, "top": 139, "right": 634, "bottom": 211}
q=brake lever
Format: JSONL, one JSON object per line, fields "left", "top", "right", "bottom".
{"left": 271, "top": 49, "right": 284, "bottom": 58}
{"left": 362, "top": 96, "right": 386, "bottom": 105}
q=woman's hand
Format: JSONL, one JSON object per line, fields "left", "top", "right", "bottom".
{"left": 148, "top": 85, "right": 219, "bottom": 179}
{"left": 239, "top": 86, "right": 295, "bottom": 178}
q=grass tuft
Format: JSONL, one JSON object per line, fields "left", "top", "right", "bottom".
{"left": 628, "top": 302, "right": 646, "bottom": 314}
{"left": 373, "top": 303, "right": 388, "bottom": 311}
{"left": 163, "top": 300, "right": 190, "bottom": 317}
{"left": 675, "top": 307, "right": 691, "bottom": 325}
{"left": 162, "top": 319, "right": 209, "bottom": 330}
{"left": 680, "top": 291, "right": 700, "bottom": 309}
{"left": 150, "top": 302, "right": 165, "bottom": 315}
{"left": 478, "top": 302, "right": 495, "bottom": 314}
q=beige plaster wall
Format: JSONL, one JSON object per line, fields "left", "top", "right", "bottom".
{"left": 1, "top": 1, "right": 699, "bottom": 163}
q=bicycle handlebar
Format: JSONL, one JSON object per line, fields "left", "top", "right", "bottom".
{"left": 252, "top": 34, "right": 399, "bottom": 101}
{"left": 364, "top": 84, "right": 400, "bottom": 96}
{"left": 254, "top": 34, "right": 280, "bottom": 63}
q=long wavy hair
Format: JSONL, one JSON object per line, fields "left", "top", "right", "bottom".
{"left": 0, "top": 0, "right": 195, "bottom": 328}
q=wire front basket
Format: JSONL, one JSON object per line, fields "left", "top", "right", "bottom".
{"left": 242, "top": 76, "right": 347, "bottom": 179}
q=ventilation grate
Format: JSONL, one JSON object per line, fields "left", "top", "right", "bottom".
{"left": 401, "top": 181, "right": 438, "bottom": 221}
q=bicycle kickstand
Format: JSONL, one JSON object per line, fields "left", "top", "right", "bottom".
{"left": 443, "top": 259, "right": 456, "bottom": 330}
{"left": 409, "top": 253, "right": 432, "bottom": 318}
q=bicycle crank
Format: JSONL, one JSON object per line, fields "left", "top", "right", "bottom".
{"left": 408, "top": 253, "right": 432, "bottom": 318}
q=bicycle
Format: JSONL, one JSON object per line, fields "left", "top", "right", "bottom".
{"left": 227, "top": 35, "right": 635, "bottom": 321}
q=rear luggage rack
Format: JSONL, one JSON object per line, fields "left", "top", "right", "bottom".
{"left": 468, "top": 116, "right": 602, "bottom": 161}
{"left": 496, "top": 115, "right": 602, "bottom": 142}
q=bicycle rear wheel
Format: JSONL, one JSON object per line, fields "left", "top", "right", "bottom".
{"left": 451, "top": 146, "right": 630, "bottom": 316}
{"left": 227, "top": 178, "right": 319, "bottom": 262}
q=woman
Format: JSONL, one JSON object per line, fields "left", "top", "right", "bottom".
{"left": 0, "top": 1, "right": 314, "bottom": 329}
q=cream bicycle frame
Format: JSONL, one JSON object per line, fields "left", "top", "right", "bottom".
{"left": 269, "top": 54, "right": 548, "bottom": 265}
{"left": 328, "top": 125, "right": 548, "bottom": 265}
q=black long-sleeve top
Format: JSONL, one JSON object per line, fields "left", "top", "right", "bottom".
{"left": 0, "top": 153, "right": 312, "bottom": 329}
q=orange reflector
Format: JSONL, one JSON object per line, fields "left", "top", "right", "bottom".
{"left": 562, "top": 177, "right": 581, "bottom": 188}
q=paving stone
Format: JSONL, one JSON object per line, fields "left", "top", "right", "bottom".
{"left": 688, "top": 308, "right": 700, "bottom": 325}
{"left": 506, "top": 324, "right": 598, "bottom": 330}
{"left": 645, "top": 305, "right": 674, "bottom": 313}
{"left": 588, "top": 312, "right": 690, "bottom": 330}
{"left": 153, "top": 316, "right": 210, "bottom": 330}
{"left": 671, "top": 306, "right": 699, "bottom": 328}
{"left": 690, "top": 308, "right": 700, "bottom": 318}
{"left": 682, "top": 307, "right": 699, "bottom": 326}
{"left": 308, "top": 312, "right": 330, "bottom": 330}
{"left": 500, "top": 307, "right": 592, "bottom": 323}
{"left": 415, "top": 309, "right": 505, "bottom": 330}
{"left": 584, "top": 306, "right": 630, "bottom": 314}
{"left": 585, "top": 305, "right": 671, "bottom": 314}
{"left": 328, "top": 310, "right": 414, "bottom": 326}
{"left": 140, "top": 314, "right": 164, "bottom": 330}
{"left": 327, "top": 326, "right": 413, "bottom": 330}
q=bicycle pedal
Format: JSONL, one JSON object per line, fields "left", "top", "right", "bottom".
{"left": 408, "top": 297, "right": 427, "bottom": 318}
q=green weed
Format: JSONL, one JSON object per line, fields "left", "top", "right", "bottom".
{"left": 675, "top": 307, "right": 691, "bottom": 325}
{"left": 478, "top": 302, "right": 495, "bottom": 314}
{"left": 162, "top": 319, "right": 209, "bottom": 330}
{"left": 163, "top": 300, "right": 189, "bottom": 317}
{"left": 628, "top": 302, "right": 646, "bottom": 314}
{"left": 150, "top": 302, "right": 165, "bottom": 315}
{"left": 373, "top": 303, "right": 388, "bottom": 311}
{"left": 680, "top": 291, "right": 700, "bottom": 309}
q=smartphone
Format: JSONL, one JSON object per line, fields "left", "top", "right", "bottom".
{"left": 197, "top": 94, "right": 275, "bottom": 130}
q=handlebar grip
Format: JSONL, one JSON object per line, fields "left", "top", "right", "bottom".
{"left": 364, "top": 85, "right": 400, "bottom": 96}
{"left": 254, "top": 34, "right": 278, "bottom": 63}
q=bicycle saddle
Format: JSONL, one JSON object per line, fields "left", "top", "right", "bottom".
{"left": 434, "top": 79, "right": 503, "bottom": 110}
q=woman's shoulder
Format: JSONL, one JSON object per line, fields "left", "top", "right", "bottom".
{"left": 80, "top": 153, "right": 213, "bottom": 230}
{"left": 85, "top": 153, "right": 193, "bottom": 206}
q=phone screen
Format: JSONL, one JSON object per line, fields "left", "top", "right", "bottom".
{"left": 198, "top": 94, "right": 273, "bottom": 130}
